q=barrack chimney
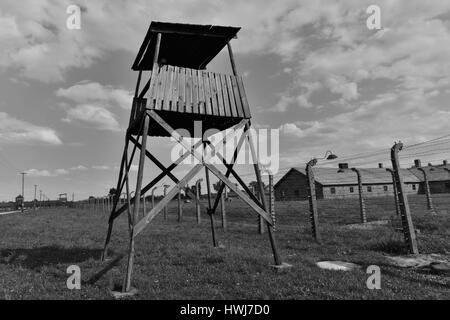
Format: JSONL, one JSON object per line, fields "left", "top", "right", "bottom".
{"left": 338, "top": 163, "right": 349, "bottom": 169}
{"left": 414, "top": 159, "right": 421, "bottom": 168}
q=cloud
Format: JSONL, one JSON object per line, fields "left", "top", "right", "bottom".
{"left": 57, "top": 81, "right": 132, "bottom": 131}
{"left": 268, "top": 1, "right": 450, "bottom": 110}
{"left": 277, "top": 88, "right": 450, "bottom": 166}
{"left": 279, "top": 121, "right": 322, "bottom": 139}
{"left": 0, "top": 1, "right": 104, "bottom": 82}
{"left": 272, "top": 84, "right": 317, "bottom": 112}
{"left": 0, "top": 0, "right": 302, "bottom": 83}
{"left": 26, "top": 169, "right": 54, "bottom": 177}
{"left": 26, "top": 168, "right": 69, "bottom": 177}
{"left": 273, "top": 96, "right": 296, "bottom": 112}
{"left": 70, "top": 165, "right": 88, "bottom": 171}
{"left": 92, "top": 165, "right": 111, "bottom": 170}
{"left": 279, "top": 123, "right": 305, "bottom": 138}
{"left": 325, "top": 77, "right": 359, "bottom": 101}
{"left": 56, "top": 81, "right": 132, "bottom": 110}
{"left": 0, "top": 112, "right": 62, "bottom": 145}
{"left": 55, "top": 169, "right": 69, "bottom": 175}
{"left": 0, "top": 0, "right": 368, "bottom": 83}
{"left": 62, "top": 104, "right": 121, "bottom": 132}
{"left": 2, "top": 0, "right": 450, "bottom": 87}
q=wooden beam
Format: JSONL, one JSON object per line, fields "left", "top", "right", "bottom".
{"left": 123, "top": 113, "right": 150, "bottom": 292}
{"left": 149, "top": 27, "right": 236, "bottom": 39}
{"left": 153, "top": 33, "right": 162, "bottom": 66}
{"left": 227, "top": 42, "right": 238, "bottom": 76}
{"left": 207, "top": 128, "right": 249, "bottom": 212}
{"left": 148, "top": 110, "right": 247, "bottom": 164}
{"left": 246, "top": 123, "right": 267, "bottom": 234}
{"left": 129, "top": 135, "right": 209, "bottom": 212}
{"left": 131, "top": 23, "right": 153, "bottom": 69}
{"left": 134, "top": 70, "right": 143, "bottom": 97}
{"left": 204, "top": 163, "right": 218, "bottom": 247}
{"left": 137, "top": 32, "right": 161, "bottom": 99}
{"left": 147, "top": 110, "right": 271, "bottom": 224}
{"left": 101, "top": 136, "right": 130, "bottom": 261}
{"left": 211, "top": 147, "right": 264, "bottom": 210}
{"left": 110, "top": 136, "right": 205, "bottom": 221}
{"left": 205, "top": 164, "right": 273, "bottom": 224}
{"left": 133, "top": 164, "right": 204, "bottom": 237}
{"left": 85, "top": 254, "right": 125, "bottom": 285}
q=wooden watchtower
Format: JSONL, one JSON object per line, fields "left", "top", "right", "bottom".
{"left": 101, "top": 21, "right": 286, "bottom": 293}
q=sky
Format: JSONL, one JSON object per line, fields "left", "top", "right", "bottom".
{"left": 1, "top": 0, "right": 450, "bottom": 201}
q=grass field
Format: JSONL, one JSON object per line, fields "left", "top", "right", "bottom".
{"left": 0, "top": 194, "right": 449, "bottom": 300}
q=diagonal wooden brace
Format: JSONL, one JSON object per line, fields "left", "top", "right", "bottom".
{"left": 205, "top": 129, "right": 251, "bottom": 213}
{"left": 109, "top": 135, "right": 205, "bottom": 222}
{"left": 148, "top": 110, "right": 248, "bottom": 164}
{"left": 133, "top": 164, "right": 204, "bottom": 237}
{"left": 204, "top": 133, "right": 265, "bottom": 212}
{"left": 205, "top": 164, "right": 273, "bottom": 224}
{"left": 131, "top": 136, "right": 208, "bottom": 212}
{"left": 128, "top": 124, "right": 241, "bottom": 213}
{"left": 148, "top": 110, "right": 272, "bottom": 225}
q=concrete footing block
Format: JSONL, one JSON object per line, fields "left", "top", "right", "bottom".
{"left": 270, "top": 262, "right": 293, "bottom": 272}
{"left": 111, "top": 287, "right": 138, "bottom": 299}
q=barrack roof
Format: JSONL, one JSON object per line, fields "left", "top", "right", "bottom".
{"left": 409, "top": 165, "right": 450, "bottom": 182}
{"left": 274, "top": 167, "right": 420, "bottom": 188}
{"left": 132, "top": 21, "right": 241, "bottom": 71}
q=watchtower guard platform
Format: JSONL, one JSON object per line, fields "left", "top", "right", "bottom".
{"left": 101, "top": 21, "right": 286, "bottom": 294}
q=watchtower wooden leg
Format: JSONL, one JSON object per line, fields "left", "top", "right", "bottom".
{"left": 101, "top": 136, "right": 129, "bottom": 261}
{"left": 123, "top": 113, "right": 150, "bottom": 293}
{"left": 101, "top": 115, "right": 147, "bottom": 261}
{"left": 246, "top": 123, "right": 282, "bottom": 265}
{"left": 147, "top": 111, "right": 283, "bottom": 265}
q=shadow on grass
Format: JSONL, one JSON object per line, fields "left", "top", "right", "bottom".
{"left": 368, "top": 240, "right": 409, "bottom": 255}
{"left": 0, "top": 246, "right": 102, "bottom": 270}
{"left": 380, "top": 264, "right": 450, "bottom": 291}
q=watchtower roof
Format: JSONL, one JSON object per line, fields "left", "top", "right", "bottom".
{"left": 132, "top": 21, "right": 241, "bottom": 71}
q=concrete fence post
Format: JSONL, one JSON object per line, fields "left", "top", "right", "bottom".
{"left": 163, "top": 185, "right": 169, "bottom": 220}
{"left": 351, "top": 168, "right": 367, "bottom": 223}
{"left": 391, "top": 142, "right": 419, "bottom": 254}
{"left": 221, "top": 191, "right": 227, "bottom": 232}
{"left": 151, "top": 187, "right": 158, "bottom": 209}
{"left": 268, "top": 173, "right": 276, "bottom": 231}
{"left": 386, "top": 168, "right": 400, "bottom": 216}
{"left": 417, "top": 167, "right": 436, "bottom": 214}
{"left": 195, "top": 179, "right": 203, "bottom": 225}
{"left": 306, "top": 159, "right": 321, "bottom": 242}
{"left": 142, "top": 192, "right": 146, "bottom": 218}
{"left": 252, "top": 185, "right": 264, "bottom": 234}
{"left": 177, "top": 191, "right": 182, "bottom": 222}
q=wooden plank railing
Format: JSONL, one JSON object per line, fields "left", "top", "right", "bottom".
{"left": 139, "top": 65, "right": 250, "bottom": 119}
